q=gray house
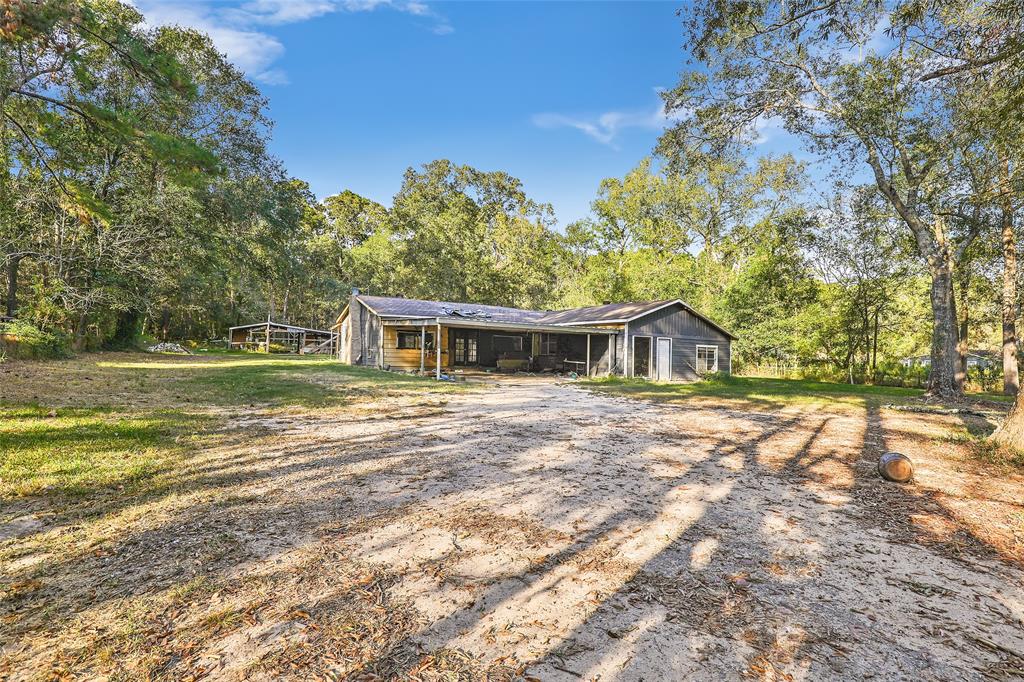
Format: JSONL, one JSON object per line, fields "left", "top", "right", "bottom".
{"left": 331, "top": 293, "right": 736, "bottom": 381}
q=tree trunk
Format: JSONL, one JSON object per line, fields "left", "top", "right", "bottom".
{"left": 73, "top": 310, "right": 90, "bottom": 350}
{"left": 954, "top": 262, "right": 970, "bottom": 391}
{"left": 1001, "top": 163, "right": 1019, "bottom": 396}
{"left": 992, "top": 392, "right": 1024, "bottom": 450}
{"left": 160, "top": 306, "right": 172, "bottom": 341}
{"left": 927, "top": 261, "right": 961, "bottom": 399}
{"left": 5, "top": 254, "right": 20, "bottom": 318}
{"left": 871, "top": 307, "right": 880, "bottom": 380}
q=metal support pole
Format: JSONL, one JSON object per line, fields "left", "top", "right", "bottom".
{"left": 608, "top": 333, "right": 614, "bottom": 376}
{"left": 435, "top": 322, "right": 442, "bottom": 379}
{"left": 623, "top": 322, "right": 630, "bottom": 376}
{"left": 420, "top": 325, "right": 426, "bottom": 374}
{"left": 586, "top": 334, "right": 591, "bottom": 377}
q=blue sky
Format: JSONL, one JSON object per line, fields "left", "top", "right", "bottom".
{"left": 137, "top": 1, "right": 801, "bottom": 226}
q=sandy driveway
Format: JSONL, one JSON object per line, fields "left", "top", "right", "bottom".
{"left": 319, "top": 378, "right": 1024, "bottom": 681}
{"left": 4, "top": 375, "right": 1024, "bottom": 680}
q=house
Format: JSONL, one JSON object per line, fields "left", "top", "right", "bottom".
{"left": 900, "top": 350, "right": 998, "bottom": 370}
{"left": 331, "top": 291, "right": 736, "bottom": 381}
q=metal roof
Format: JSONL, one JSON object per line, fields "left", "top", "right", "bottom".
{"left": 356, "top": 295, "right": 549, "bottom": 324}
{"left": 353, "top": 296, "right": 736, "bottom": 338}
{"left": 538, "top": 300, "right": 678, "bottom": 324}
{"left": 228, "top": 321, "right": 335, "bottom": 335}
{"left": 381, "top": 316, "right": 619, "bottom": 335}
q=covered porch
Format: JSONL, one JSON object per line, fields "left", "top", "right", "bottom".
{"left": 378, "top": 317, "right": 619, "bottom": 378}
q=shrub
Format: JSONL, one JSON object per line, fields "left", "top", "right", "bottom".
{"left": 0, "top": 320, "right": 72, "bottom": 360}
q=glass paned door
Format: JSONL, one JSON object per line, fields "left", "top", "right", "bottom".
{"left": 453, "top": 331, "right": 478, "bottom": 365}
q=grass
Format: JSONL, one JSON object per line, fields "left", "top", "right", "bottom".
{"left": 581, "top": 373, "right": 930, "bottom": 412}
{"left": 0, "top": 405, "right": 210, "bottom": 498}
{"left": 0, "top": 351, "right": 470, "bottom": 501}
{"left": 98, "top": 353, "right": 468, "bottom": 408}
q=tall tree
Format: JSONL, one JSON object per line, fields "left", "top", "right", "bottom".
{"left": 657, "top": 0, "right": 1014, "bottom": 398}
{"left": 389, "top": 160, "right": 559, "bottom": 307}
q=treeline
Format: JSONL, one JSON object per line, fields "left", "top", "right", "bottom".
{"left": 2, "top": 1, "right": 1022, "bottom": 408}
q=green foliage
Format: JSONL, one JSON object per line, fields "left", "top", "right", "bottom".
{"left": 0, "top": 320, "right": 71, "bottom": 360}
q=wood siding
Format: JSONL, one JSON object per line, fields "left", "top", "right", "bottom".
{"left": 626, "top": 303, "right": 732, "bottom": 380}
{"left": 381, "top": 326, "right": 449, "bottom": 371}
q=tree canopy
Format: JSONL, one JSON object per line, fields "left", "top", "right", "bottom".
{"left": 2, "top": 0, "right": 1023, "bottom": 426}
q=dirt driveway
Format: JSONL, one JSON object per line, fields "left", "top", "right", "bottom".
{"left": 3, "top": 375, "right": 1024, "bottom": 680}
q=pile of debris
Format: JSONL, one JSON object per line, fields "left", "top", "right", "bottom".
{"left": 147, "top": 342, "right": 192, "bottom": 354}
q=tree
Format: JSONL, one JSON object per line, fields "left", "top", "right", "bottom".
{"left": 388, "top": 160, "right": 559, "bottom": 307}
{"left": 809, "top": 187, "right": 919, "bottom": 381}
{"left": 658, "top": 0, "right": 1015, "bottom": 398}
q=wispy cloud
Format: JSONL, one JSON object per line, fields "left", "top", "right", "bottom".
{"left": 136, "top": 0, "right": 452, "bottom": 85}
{"left": 532, "top": 93, "right": 681, "bottom": 149}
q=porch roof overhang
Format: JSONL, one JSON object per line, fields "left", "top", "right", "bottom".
{"left": 379, "top": 316, "right": 619, "bottom": 336}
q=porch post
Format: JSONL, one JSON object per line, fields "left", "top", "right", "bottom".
{"left": 265, "top": 322, "right": 271, "bottom": 353}
{"left": 623, "top": 322, "right": 630, "bottom": 377}
{"left": 436, "top": 321, "right": 442, "bottom": 379}
{"left": 586, "top": 334, "right": 591, "bottom": 377}
{"left": 420, "top": 325, "right": 426, "bottom": 373}
{"left": 608, "top": 333, "right": 614, "bottom": 376}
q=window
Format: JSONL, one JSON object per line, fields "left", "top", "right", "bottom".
{"left": 492, "top": 335, "right": 524, "bottom": 353}
{"left": 397, "top": 330, "right": 434, "bottom": 350}
{"left": 539, "top": 333, "right": 558, "bottom": 355}
{"left": 696, "top": 345, "right": 718, "bottom": 373}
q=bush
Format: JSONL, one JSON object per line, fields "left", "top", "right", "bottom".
{"left": 0, "top": 320, "right": 73, "bottom": 360}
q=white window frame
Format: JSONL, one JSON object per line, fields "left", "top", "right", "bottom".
{"left": 631, "top": 335, "right": 653, "bottom": 378}
{"left": 696, "top": 344, "right": 719, "bottom": 373}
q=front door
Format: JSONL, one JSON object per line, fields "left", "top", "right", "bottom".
{"left": 453, "top": 330, "right": 478, "bottom": 365}
{"left": 656, "top": 337, "right": 672, "bottom": 381}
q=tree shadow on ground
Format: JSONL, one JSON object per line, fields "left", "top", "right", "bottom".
{"left": 2, "top": 382, "right": 1023, "bottom": 680}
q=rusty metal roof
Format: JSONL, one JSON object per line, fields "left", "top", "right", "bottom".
{"left": 356, "top": 296, "right": 549, "bottom": 324}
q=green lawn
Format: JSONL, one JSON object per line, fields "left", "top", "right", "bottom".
{"left": 0, "top": 352, "right": 468, "bottom": 499}
{"left": 580, "top": 374, "right": 1013, "bottom": 412}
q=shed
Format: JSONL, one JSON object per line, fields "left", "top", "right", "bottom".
{"left": 228, "top": 321, "right": 336, "bottom": 354}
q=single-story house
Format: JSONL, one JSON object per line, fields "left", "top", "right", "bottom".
{"left": 900, "top": 350, "right": 998, "bottom": 370}
{"left": 331, "top": 291, "right": 736, "bottom": 381}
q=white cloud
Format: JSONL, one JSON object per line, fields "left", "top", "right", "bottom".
{"left": 532, "top": 94, "right": 681, "bottom": 148}
{"left": 136, "top": 0, "right": 451, "bottom": 85}
{"left": 232, "top": 0, "right": 339, "bottom": 25}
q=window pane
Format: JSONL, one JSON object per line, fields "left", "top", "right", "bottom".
{"left": 493, "top": 335, "right": 523, "bottom": 353}
{"left": 696, "top": 346, "right": 717, "bottom": 372}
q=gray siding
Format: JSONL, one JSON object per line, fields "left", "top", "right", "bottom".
{"left": 626, "top": 303, "right": 732, "bottom": 380}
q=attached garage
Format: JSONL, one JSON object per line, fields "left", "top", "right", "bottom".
{"left": 621, "top": 301, "right": 735, "bottom": 381}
